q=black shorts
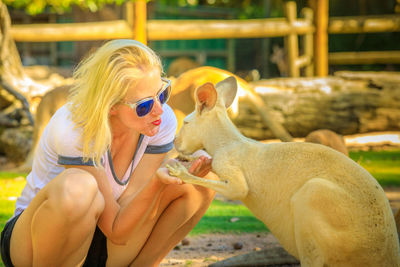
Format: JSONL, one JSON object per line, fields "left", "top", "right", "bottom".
{"left": 1, "top": 213, "right": 107, "bottom": 267}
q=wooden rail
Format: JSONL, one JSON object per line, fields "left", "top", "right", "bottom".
{"left": 329, "top": 15, "right": 400, "bottom": 34}
{"left": 10, "top": 20, "right": 132, "bottom": 42}
{"left": 148, "top": 18, "right": 313, "bottom": 40}
{"left": 329, "top": 51, "right": 400, "bottom": 64}
{"left": 10, "top": 18, "right": 314, "bottom": 42}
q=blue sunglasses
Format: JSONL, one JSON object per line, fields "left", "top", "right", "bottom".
{"left": 121, "top": 78, "right": 171, "bottom": 117}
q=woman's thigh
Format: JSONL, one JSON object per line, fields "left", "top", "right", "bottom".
{"left": 107, "top": 183, "right": 210, "bottom": 266}
{"left": 10, "top": 168, "right": 102, "bottom": 266}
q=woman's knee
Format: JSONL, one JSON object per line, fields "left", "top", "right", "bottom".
{"left": 178, "top": 184, "right": 215, "bottom": 209}
{"left": 51, "top": 168, "right": 104, "bottom": 220}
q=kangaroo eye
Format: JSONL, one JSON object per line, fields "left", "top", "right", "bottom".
{"left": 183, "top": 121, "right": 189, "bottom": 125}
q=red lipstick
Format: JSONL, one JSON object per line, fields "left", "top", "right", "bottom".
{"left": 152, "top": 119, "right": 161, "bottom": 126}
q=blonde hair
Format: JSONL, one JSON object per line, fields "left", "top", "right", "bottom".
{"left": 68, "top": 39, "right": 163, "bottom": 167}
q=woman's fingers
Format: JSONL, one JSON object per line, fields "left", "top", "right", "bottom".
{"left": 198, "top": 158, "right": 212, "bottom": 177}
{"left": 188, "top": 157, "right": 201, "bottom": 173}
{"left": 189, "top": 156, "right": 212, "bottom": 177}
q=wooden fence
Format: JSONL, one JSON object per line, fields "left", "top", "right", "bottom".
{"left": 328, "top": 15, "right": 400, "bottom": 65}
{"left": 9, "top": 1, "right": 314, "bottom": 78}
{"left": 8, "top": 0, "right": 400, "bottom": 77}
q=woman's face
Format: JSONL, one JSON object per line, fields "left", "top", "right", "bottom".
{"left": 111, "top": 69, "right": 165, "bottom": 137}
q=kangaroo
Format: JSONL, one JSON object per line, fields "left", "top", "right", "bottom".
{"left": 13, "top": 84, "right": 72, "bottom": 172}
{"left": 166, "top": 76, "right": 400, "bottom": 267}
{"left": 305, "top": 129, "right": 349, "bottom": 156}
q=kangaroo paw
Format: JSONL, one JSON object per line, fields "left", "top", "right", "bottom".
{"left": 166, "top": 162, "right": 189, "bottom": 177}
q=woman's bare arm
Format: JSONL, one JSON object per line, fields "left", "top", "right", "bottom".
{"left": 66, "top": 153, "right": 173, "bottom": 245}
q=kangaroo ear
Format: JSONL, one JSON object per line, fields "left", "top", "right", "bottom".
{"left": 195, "top": 82, "right": 217, "bottom": 114}
{"left": 216, "top": 76, "right": 238, "bottom": 109}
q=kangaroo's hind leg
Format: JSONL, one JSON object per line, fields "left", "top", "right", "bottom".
{"left": 290, "top": 178, "right": 362, "bottom": 267}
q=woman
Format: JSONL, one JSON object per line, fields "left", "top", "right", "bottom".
{"left": 1, "top": 39, "right": 215, "bottom": 266}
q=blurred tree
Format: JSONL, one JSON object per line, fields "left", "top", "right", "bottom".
{"left": 3, "top": 0, "right": 137, "bottom": 15}
{"left": 0, "top": 1, "right": 33, "bottom": 125}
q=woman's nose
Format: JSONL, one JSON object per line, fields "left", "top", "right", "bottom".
{"left": 152, "top": 99, "right": 164, "bottom": 115}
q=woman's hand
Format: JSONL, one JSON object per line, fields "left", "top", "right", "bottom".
{"left": 188, "top": 155, "right": 212, "bottom": 177}
{"left": 185, "top": 149, "right": 212, "bottom": 177}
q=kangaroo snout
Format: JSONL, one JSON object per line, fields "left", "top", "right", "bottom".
{"left": 173, "top": 134, "right": 201, "bottom": 162}
{"left": 173, "top": 131, "right": 198, "bottom": 157}
{"left": 173, "top": 137, "right": 183, "bottom": 153}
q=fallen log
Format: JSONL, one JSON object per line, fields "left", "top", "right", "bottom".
{"left": 239, "top": 71, "right": 400, "bottom": 140}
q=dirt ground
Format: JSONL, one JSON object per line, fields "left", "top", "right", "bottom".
{"left": 161, "top": 187, "right": 400, "bottom": 267}
{"left": 161, "top": 233, "right": 283, "bottom": 266}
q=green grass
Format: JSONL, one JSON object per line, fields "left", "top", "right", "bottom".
{"left": 0, "top": 173, "right": 26, "bottom": 230}
{"left": 349, "top": 150, "right": 400, "bottom": 187}
{"left": 0, "top": 172, "right": 27, "bottom": 267}
{"left": 0, "top": 150, "right": 399, "bottom": 264}
{"left": 190, "top": 199, "right": 268, "bottom": 235}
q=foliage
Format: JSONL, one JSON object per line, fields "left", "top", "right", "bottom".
{"left": 4, "top": 0, "right": 286, "bottom": 18}
{"left": 3, "top": 0, "right": 141, "bottom": 15}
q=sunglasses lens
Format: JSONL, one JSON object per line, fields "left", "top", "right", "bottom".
{"left": 136, "top": 99, "right": 154, "bottom": 117}
{"left": 158, "top": 86, "right": 170, "bottom": 104}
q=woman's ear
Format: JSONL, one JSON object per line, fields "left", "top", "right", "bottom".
{"left": 110, "top": 105, "right": 118, "bottom": 115}
{"left": 195, "top": 82, "right": 217, "bottom": 114}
